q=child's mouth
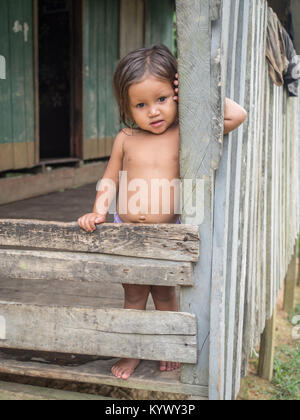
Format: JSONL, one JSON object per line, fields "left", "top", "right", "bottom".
{"left": 150, "top": 120, "right": 164, "bottom": 128}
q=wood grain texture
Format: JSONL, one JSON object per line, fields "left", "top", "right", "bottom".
{"left": 0, "top": 0, "right": 35, "bottom": 172}
{"left": 176, "top": 0, "right": 223, "bottom": 395}
{"left": 0, "top": 249, "right": 194, "bottom": 286}
{"left": 0, "top": 351, "right": 208, "bottom": 396}
{"left": 0, "top": 303, "right": 197, "bottom": 363}
{"left": 0, "top": 219, "right": 200, "bottom": 262}
{"left": 120, "top": 0, "right": 144, "bottom": 58}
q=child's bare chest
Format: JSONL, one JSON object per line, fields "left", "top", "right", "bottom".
{"left": 123, "top": 131, "right": 180, "bottom": 170}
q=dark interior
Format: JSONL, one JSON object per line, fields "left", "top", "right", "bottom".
{"left": 38, "top": 0, "right": 72, "bottom": 159}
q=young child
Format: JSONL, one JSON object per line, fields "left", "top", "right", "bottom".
{"left": 77, "top": 44, "right": 247, "bottom": 380}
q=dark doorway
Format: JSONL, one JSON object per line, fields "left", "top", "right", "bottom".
{"left": 38, "top": 0, "right": 73, "bottom": 159}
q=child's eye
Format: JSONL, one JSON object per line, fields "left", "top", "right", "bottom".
{"left": 136, "top": 103, "right": 145, "bottom": 108}
{"left": 158, "top": 97, "right": 167, "bottom": 103}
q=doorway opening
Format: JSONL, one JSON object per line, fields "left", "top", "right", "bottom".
{"left": 38, "top": 0, "right": 75, "bottom": 160}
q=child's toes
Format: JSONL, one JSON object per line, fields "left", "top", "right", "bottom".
{"left": 160, "top": 361, "right": 167, "bottom": 371}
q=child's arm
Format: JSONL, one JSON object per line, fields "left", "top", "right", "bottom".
{"left": 224, "top": 98, "right": 247, "bottom": 134}
{"left": 77, "top": 132, "right": 124, "bottom": 232}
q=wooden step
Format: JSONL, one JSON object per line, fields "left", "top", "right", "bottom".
{"left": 0, "top": 380, "right": 114, "bottom": 400}
{"left": 0, "top": 278, "right": 197, "bottom": 364}
{"left": 0, "top": 219, "right": 200, "bottom": 262}
{"left": 0, "top": 303, "right": 197, "bottom": 363}
{"left": 0, "top": 248, "right": 194, "bottom": 287}
{"left": 0, "top": 351, "right": 208, "bottom": 397}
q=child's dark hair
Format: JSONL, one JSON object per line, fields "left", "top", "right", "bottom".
{"left": 113, "top": 44, "right": 178, "bottom": 128}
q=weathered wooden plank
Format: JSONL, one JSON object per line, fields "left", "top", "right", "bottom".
{"left": 223, "top": 0, "right": 241, "bottom": 401}
{"left": 0, "top": 249, "right": 194, "bottom": 286}
{"left": 145, "top": 0, "right": 175, "bottom": 52}
{"left": 257, "top": 308, "right": 276, "bottom": 382}
{"left": 0, "top": 380, "right": 114, "bottom": 400}
{"left": 0, "top": 352, "right": 208, "bottom": 397}
{"left": 0, "top": 303, "right": 197, "bottom": 363}
{"left": 283, "top": 245, "right": 298, "bottom": 314}
{"left": 241, "top": 0, "right": 259, "bottom": 380}
{"left": 209, "top": 0, "right": 232, "bottom": 401}
{"left": 176, "top": 0, "right": 223, "bottom": 394}
{"left": 83, "top": 0, "right": 119, "bottom": 160}
{"left": 254, "top": 0, "right": 267, "bottom": 348}
{"left": 0, "top": 275, "right": 125, "bottom": 309}
{"left": 120, "top": 0, "right": 144, "bottom": 58}
{"left": 229, "top": 0, "right": 252, "bottom": 400}
{"left": 0, "top": 219, "right": 200, "bottom": 262}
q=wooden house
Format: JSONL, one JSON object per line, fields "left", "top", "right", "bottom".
{"left": 0, "top": 0, "right": 175, "bottom": 173}
{"left": 0, "top": 0, "right": 299, "bottom": 400}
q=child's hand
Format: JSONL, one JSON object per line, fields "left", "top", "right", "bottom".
{"left": 173, "top": 73, "right": 179, "bottom": 103}
{"left": 77, "top": 213, "right": 106, "bottom": 233}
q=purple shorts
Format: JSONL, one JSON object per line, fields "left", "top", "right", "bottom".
{"left": 114, "top": 213, "right": 181, "bottom": 224}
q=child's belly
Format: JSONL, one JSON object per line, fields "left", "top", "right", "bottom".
{"left": 117, "top": 168, "right": 181, "bottom": 224}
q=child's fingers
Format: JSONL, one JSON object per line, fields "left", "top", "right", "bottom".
{"left": 78, "top": 215, "right": 94, "bottom": 232}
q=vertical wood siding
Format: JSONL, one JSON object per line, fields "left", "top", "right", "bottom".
{"left": 145, "top": 0, "right": 175, "bottom": 53}
{"left": 177, "top": 0, "right": 300, "bottom": 400}
{"left": 83, "top": 0, "right": 120, "bottom": 160}
{"left": 0, "top": 0, "right": 35, "bottom": 171}
{"left": 213, "top": 0, "right": 300, "bottom": 400}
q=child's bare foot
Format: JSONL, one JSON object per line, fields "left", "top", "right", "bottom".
{"left": 160, "top": 361, "right": 181, "bottom": 372}
{"left": 111, "top": 358, "right": 140, "bottom": 380}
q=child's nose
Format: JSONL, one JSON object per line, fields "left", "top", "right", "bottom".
{"left": 149, "top": 107, "right": 160, "bottom": 117}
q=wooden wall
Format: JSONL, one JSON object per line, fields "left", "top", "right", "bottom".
{"left": 83, "top": 0, "right": 120, "bottom": 160}
{"left": 0, "top": 0, "right": 175, "bottom": 169}
{"left": 82, "top": 0, "right": 175, "bottom": 161}
{"left": 0, "top": 0, "right": 35, "bottom": 172}
{"left": 177, "top": 0, "right": 300, "bottom": 400}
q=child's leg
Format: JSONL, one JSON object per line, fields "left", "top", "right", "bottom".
{"left": 150, "top": 285, "right": 181, "bottom": 372}
{"left": 111, "top": 284, "right": 151, "bottom": 380}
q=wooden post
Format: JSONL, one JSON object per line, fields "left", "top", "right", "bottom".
{"left": 297, "top": 234, "right": 300, "bottom": 287}
{"left": 176, "top": 0, "right": 224, "bottom": 400}
{"left": 258, "top": 307, "right": 276, "bottom": 381}
{"left": 283, "top": 243, "right": 297, "bottom": 314}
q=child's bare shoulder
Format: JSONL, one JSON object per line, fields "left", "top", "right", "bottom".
{"left": 120, "top": 127, "right": 141, "bottom": 137}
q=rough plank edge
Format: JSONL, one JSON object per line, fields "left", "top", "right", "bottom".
{"left": 0, "top": 303, "right": 197, "bottom": 363}
{"left": 0, "top": 355, "right": 208, "bottom": 397}
{"left": 0, "top": 219, "right": 200, "bottom": 263}
{"left": 0, "top": 248, "right": 194, "bottom": 287}
{"left": 0, "top": 380, "right": 114, "bottom": 400}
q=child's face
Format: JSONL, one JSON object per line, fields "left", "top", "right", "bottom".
{"left": 128, "top": 75, "right": 177, "bottom": 135}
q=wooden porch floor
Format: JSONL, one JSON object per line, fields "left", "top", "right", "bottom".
{"left": 0, "top": 183, "right": 114, "bottom": 223}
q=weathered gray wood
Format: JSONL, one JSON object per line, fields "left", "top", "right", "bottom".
{"left": 283, "top": 245, "right": 297, "bottom": 314}
{"left": 0, "top": 272, "right": 140, "bottom": 312}
{"left": 209, "top": 0, "right": 232, "bottom": 401}
{"left": 0, "top": 303, "right": 197, "bottom": 363}
{"left": 258, "top": 308, "right": 276, "bottom": 381}
{"left": 0, "top": 219, "right": 200, "bottom": 262}
{"left": 0, "top": 380, "right": 114, "bottom": 400}
{"left": 0, "top": 352, "right": 208, "bottom": 397}
{"left": 265, "top": 71, "right": 274, "bottom": 320}
{"left": 229, "top": 0, "right": 252, "bottom": 400}
{"left": 176, "top": 0, "right": 223, "bottom": 394}
{"left": 223, "top": 0, "right": 242, "bottom": 400}
{"left": 0, "top": 249, "right": 194, "bottom": 286}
